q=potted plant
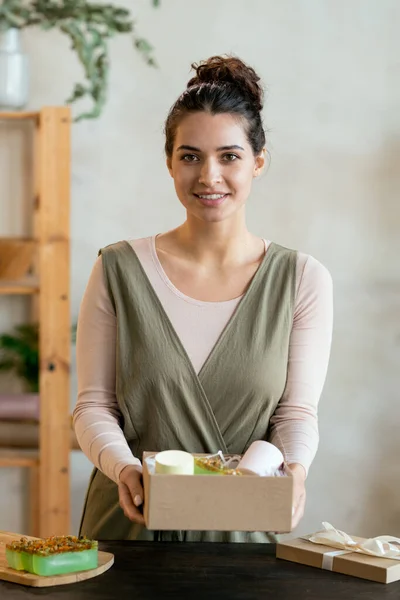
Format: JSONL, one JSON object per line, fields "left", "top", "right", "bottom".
{"left": 0, "top": 0, "right": 160, "bottom": 120}
{"left": 0, "top": 322, "right": 76, "bottom": 420}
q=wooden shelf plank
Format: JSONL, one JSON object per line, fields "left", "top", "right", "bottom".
{"left": 0, "top": 111, "right": 39, "bottom": 121}
{"left": 0, "top": 449, "right": 39, "bottom": 468}
{"left": 0, "top": 420, "right": 80, "bottom": 451}
{"left": 0, "top": 278, "right": 39, "bottom": 295}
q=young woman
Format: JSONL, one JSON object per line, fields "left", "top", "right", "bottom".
{"left": 74, "top": 55, "right": 333, "bottom": 543}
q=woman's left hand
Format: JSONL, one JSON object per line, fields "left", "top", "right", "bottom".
{"left": 287, "top": 463, "right": 307, "bottom": 529}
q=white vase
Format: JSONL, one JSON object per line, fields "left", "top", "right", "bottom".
{"left": 0, "top": 28, "right": 29, "bottom": 110}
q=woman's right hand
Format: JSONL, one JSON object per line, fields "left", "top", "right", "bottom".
{"left": 118, "top": 464, "right": 145, "bottom": 525}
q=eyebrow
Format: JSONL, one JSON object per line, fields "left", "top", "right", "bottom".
{"left": 176, "top": 144, "right": 245, "bottom": 152}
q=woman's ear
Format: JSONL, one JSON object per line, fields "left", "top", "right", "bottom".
{"left": 253, "top": 149, "right": 266, "bottom": 177}
{"left": 166, "top": 157, "right": 173, "bottom": 177}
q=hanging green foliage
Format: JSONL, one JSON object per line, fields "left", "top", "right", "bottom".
{"left": 0, "top": 1, "right": 160, "bottom": 121}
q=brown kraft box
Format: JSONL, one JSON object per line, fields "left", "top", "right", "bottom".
{"left": 142, "top": 451, "right": 293, "bottom": 532}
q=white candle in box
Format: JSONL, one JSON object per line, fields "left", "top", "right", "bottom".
{"left": 155, "top": 450, "right": 194, "bottom": 475}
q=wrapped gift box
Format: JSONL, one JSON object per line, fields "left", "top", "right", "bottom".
{"left": 276, "top": 523, "right": 400, "bottom": 584}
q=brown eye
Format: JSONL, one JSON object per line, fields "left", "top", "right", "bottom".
{"left": 223, "top": 153, "right": 239, "bottom": 162}
{"left": 181, "top": 154, "right": 199, "bottom": 162}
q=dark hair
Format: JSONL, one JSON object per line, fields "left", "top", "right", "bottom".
{"left": 164, "top": 55, "right": 266, "bottom": 158}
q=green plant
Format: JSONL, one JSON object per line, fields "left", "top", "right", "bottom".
{"left": 0, "top": 0, "right": 160, "bottom": 121}
{"left": 0, "top": 323, "right": 77, "bottom": 393}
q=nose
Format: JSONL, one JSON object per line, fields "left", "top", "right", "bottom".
{"left": 198, "top": 158, "right": 222, "bottom": 187}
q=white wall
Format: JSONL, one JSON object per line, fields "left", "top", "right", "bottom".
{"left": 1, "top": 0, "right": 399, "bottom": 538}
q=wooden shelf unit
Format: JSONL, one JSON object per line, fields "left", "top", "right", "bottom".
{"left": 0, "top": 108, "right": 71, "bottom": 537}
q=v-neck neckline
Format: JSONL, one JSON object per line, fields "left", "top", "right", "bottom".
{"left": 150, "top": 235, "right": 247, "bottom": 308}
{"left": 123, "top": 238, "right": 275, "bottom": 378}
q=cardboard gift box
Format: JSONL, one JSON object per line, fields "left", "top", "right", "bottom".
{"left": 142, "top": 451, "right": 293, "bottom": 532}
{"left": 276, "top": 523, "right": 400, "bottom": 584}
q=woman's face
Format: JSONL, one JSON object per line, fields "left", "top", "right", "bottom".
{"left": 167, "top": 111, "right": 264, "bottom": 224}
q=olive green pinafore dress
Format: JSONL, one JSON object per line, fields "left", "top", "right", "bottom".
{"left": 79, "top": 240, "right": 296, "bottom": 542}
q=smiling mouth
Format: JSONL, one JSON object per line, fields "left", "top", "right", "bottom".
{"left": 193, "top": 193, "right": 229, "bottom": 206}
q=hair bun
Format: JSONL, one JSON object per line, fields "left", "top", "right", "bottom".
{"left": 187, "top": 55, "right": 264, "bottom": 112}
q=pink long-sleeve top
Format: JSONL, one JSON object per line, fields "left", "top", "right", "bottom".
{"left": 73, "top": 237, "right": 333, "bottom": 484}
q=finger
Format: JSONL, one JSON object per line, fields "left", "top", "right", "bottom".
{"left": 119, "top": 482, "right": 145, "bottom": 525}
{"left": 122, "top": 470, "right": 145, "bottom": 515}
{"left": 291, "top": 493, "right": 306, "bottom": 529}
{"left": 119, "top": 487, "right": 145, "bottom": 524}
{"left": 130, "top": 481, "right": 144, "bottom": 511}
{"left": 291, "top": 505, "right": 301, "bottom": 529}
{"left": 133, "top": 494, "right": 143, "bottom": 507}
{"left": 124, "top": 471, "right": 144, "bottom": 507}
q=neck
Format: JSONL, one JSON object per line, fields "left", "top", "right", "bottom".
{"left": 175, "top": 213, "right": 260, "bottom": 267}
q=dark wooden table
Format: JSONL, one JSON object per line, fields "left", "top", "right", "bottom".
{"left": 1, "top": 541, "right": 399, "bottom": 599}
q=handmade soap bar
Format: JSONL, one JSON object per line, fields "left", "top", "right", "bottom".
{"left": 155, "top": 450, "right": 194, "bottom": 474}
{"left": 194, "top": 455, "right": 242, "bottom": 476}
{"left": 6, "top": 535, "right": 98, "bottom": 577}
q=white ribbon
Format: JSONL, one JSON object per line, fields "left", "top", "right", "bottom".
{"left": 307, "top": 522, "right": 400, "bottom": 561}
{"left": 321, "top": 550, "right": 351, "bottom": 570}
